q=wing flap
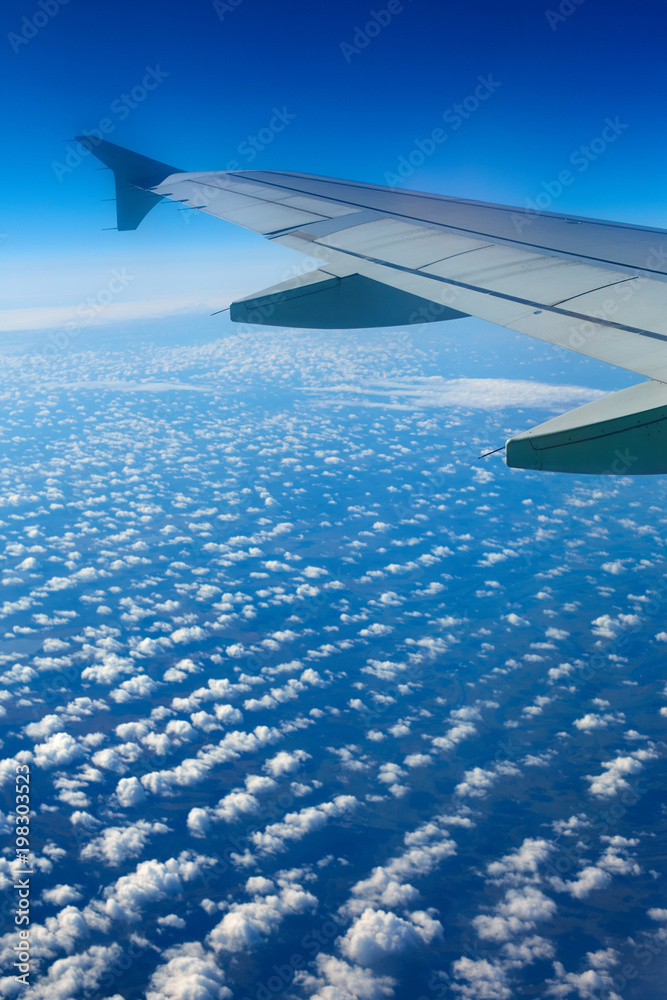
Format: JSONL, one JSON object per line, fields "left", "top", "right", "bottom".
{"left": 276, "top": 228, "right": 667, "bottom": 382}
{"left": 319, "top": 218, "right": 494, "bottom": 267}
{"left": 509, "top": 310, "right": 667, "bottom": 383}
{"left": 555, "top": 276, "right": 663, "bottom": 331}
{"left": 422, "top": 247, "right": 632, "bottom": 304}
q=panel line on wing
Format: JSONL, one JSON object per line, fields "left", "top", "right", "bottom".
{"left": 311, "top": 239, "right": 667, "bottom": 345}
{"left": 228, "top": 173, "right": 667, "bottom": 280}
{"left": 245, "top": 170, "right": 667, "bottom": 238}
{"left": 551, "top": 276, "right": 636, "bottom": 306}
{"left": 182, "top": 176, "right": 353, "bottom": 220}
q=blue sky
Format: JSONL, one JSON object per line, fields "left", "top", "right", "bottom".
{"left": 2, "top": 0, "right": 667, "bottom": 321}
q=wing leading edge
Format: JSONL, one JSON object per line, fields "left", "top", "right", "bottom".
{"left": 76, "top": 135, "right": 667, "bottom": 474}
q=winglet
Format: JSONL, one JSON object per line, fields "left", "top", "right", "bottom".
{"left": 75, "top": 136, "right": 183, "bottom": 231}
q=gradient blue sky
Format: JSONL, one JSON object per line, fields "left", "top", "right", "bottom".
{"left": 2, "top": 0, "right": 667, "bottom": 322}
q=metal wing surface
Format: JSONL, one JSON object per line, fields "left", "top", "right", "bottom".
{"left": 76, "top": 136, "right": 667, "bottom": 474}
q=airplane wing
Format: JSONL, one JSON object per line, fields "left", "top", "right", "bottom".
{"left": 75, "top": 135, "right": 667, "bottom": 475}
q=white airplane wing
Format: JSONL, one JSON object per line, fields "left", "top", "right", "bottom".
{"left": 76, "top": 135, "right": 667, "bottom": 475}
